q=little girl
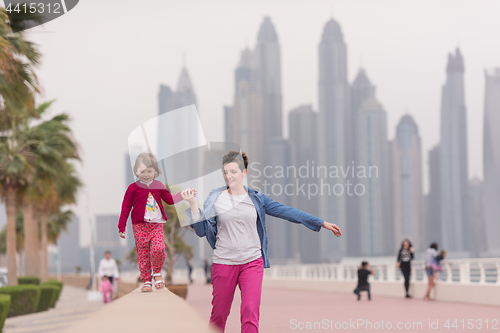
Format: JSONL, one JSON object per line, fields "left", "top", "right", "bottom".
{"left": 118, "top": 152, "right": 194, "bottom": 292}
{"left": 99, "top": 276, "right": 113, "bottom": 303}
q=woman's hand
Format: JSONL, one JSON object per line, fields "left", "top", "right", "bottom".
{"left": 181, "top": 188, "right": 198, "bottom": 206}
{"left": 396, "top": 262, "right": 400, "bottom": 268}
{"left": 119, "top": 232, "right": 125, "bottom": 239}
{"left": 410, "top": 247, "right": 414, "bottom": 253}
{"left": 322, "top": 222, "right": 341, "bottom": 237}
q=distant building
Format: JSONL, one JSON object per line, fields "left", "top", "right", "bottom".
{"left": 425, "top": 145, "right": 442, "bottom": 247}
{"left": 355, "top": 98, "right": 388, "bottom": 256}
{"left": 288, "top": 105, "right": 321, "bottom": 263}
{"left": 49, "top": 216, "right": 81, "bottom": 274}
{"left": 482, "top": 68, "right": 500, "bottom": 256}
{"left": 466, "top": 178, "right": 486, "bottom": 257}
{"left": 317, "top": 18, "right": 349, "bottom": 261}
{"left": 392, "top": 115, "right": 423, "bottom": 250}
{"left": 439, "top": 48, "right": 468, "bottom": 251}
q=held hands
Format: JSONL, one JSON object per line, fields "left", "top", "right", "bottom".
{"left": 322, "top": 222, "right": 342, "bottom": 237}
{"left": 410, "top": 247, "right": 414, "bottom": 253}
{"left": 181, "top": 188, "right": 198, "bottom": 205}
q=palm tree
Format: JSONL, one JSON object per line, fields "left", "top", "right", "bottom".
{"left": 0, "top": 6, "right": 42, "bottom": 285}
{"left": 0, "top": 8, "right": 41, "bottom": 111}
{"left": 0, "top": 102, "right": 80, "bottom": 284}
{"left": 36, "top": 162, "right": 81, "bottom": 281}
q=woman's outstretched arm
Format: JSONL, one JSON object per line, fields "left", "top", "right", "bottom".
{"left": 262, "top": 194, "right": 341, "bottom": 236}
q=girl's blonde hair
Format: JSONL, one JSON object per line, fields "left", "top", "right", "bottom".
{"left": 133, "top": 152, "right": 162, "bottom": 178}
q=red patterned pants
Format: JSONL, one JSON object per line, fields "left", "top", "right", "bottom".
{"left": 132, "top": 222, "right": 166, "bottom": 283}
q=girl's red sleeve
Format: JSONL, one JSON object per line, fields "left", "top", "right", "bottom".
{"left": 118, "top": 184, "right": 134, "bottom": 233}
{"left": 161, "top": 188, "right": 183, "bottom": 205}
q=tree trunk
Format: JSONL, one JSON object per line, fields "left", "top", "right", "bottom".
{"left": 6, "top": 187, "right": 18, "bottom": 285}
{"left": 40, "top": 212, "right": 48, "bottom": 282}
{"left": 24, "top": 203, "right": 40, "bottom": 277}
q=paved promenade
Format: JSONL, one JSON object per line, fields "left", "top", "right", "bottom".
{"left": 3, "top": 281, "right": 499, "bottom": 332}
{"left": 3, "top": 286, "right": 103, "bottom": 333}
{"left": 187, "top": 282, "right": 500, "bottom": 332}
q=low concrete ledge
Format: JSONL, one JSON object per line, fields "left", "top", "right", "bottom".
{"left": 64, "top": 287, "right": 217, "bottom": 333}
{"left": 263, "top": 280, "right": 500, "bottom": 306}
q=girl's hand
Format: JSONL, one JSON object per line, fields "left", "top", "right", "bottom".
{"left": 181, "top": 188, "right": 198, "bottom": 205}
{"left": 322, "top": 222, "right": 341, "bottom": 237}
{"left": 119, "top": 232, "right": 125, "bottom": 239}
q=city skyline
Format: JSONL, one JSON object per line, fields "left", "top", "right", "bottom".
{"left": 7, "top": 0, "right": 498, "bottom": 248}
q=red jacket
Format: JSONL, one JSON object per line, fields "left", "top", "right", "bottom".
{"left": 118, "top": 180, "right": 183, "bottom": 233}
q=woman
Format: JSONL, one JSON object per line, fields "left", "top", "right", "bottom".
{"left": 98, "top": 251, "right": 120, "bottom": 296}
{"left": 424, "top": 242, "right": 439, "bottom": 301}
{"left": 396, "top": 239, "right": 414, "bottom": 298}
{"left": 183, "top": 151, "right": 341, "bottom": 333}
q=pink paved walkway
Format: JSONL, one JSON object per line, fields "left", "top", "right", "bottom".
{"left": 186, "top": 282, "right": 500, "bottom": 332}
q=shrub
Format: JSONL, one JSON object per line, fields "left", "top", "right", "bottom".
{"left": 0, "top": 294, "right": 11, "bottom": 331}
{"left": 45, "top": 280, "right": 63, "bottom": 304}
{"left": 36, "top": 285, "right": 59, "bottom": 312}
{"left": 0, "top": 285, "right": 41, "bottom": 317}
{"left": 18, "top": 276, "right": 41, "bottom": 285}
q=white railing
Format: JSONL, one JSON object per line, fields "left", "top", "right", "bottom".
{"left": 261, "top": 259, "right": 500, "bottom": 285}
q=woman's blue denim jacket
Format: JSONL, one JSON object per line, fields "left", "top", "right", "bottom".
{"left": 185, "top": 185, "right": 324, "bottom": 268}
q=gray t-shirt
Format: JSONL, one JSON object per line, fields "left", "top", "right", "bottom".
{"left": 210, "top": 190, "right": 262, "bottom": 265}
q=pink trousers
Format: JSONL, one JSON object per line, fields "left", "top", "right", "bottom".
{"left": 132, "top": 223, "right": 166, "bottom": 283}
{"left": 209, "top": 257, "right": 264, "bottom": 333}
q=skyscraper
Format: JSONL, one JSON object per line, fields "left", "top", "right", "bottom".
{"left": 439, "top": 48, "right": 468, "bottom": 251}
{"left": 348, "top": 68, "right": 376, "bottom": 256}
{"left": 482, "top": 68, "right": 500, "bottom": 256}
{"left": 392, "top": 115, "right": 423, "bottom": 249}
{"left": 255, "top": 17, "right": 283, "bottom": 149}
{"left": 425, "top": 145, "right": 442, "bottom": 247}
{"left": 317, "top": 18, "right": 349, "bottom": 261}
{"left": 355, "top": 98, "right": 388, "bottom": 256}
{"left": 288, "top": 105, "right": 320, "bottom": 263}
{"left": 466, "top": 178, "right": 486, "bottom": 257}
{"left": 226, "top": 48, "right": 262, "bottom": 170}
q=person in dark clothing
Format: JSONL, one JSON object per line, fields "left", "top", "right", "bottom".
{"left": 354, "top": 261, "right": 373, "bottom": 301}
{"left": 203, "top": 259, "right": 212, "bottom": 284}
{"left": 187, "top": 261, "right": 193, "bottom": 284}
{"left": 396, "top": 239, "right": 414, "bottom": 298}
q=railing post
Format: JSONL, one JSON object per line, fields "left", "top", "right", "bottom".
{"left": 387, "top": 264, "right": 396, "bottom": 282}
{"left": 459, "top": 261, "right": 470, "bottom": 284}
{"left": 337, "top": 264, "right": 344, "bottom": 281}
{"left": 496, "top": 262, "right": 500, "bottom": 285}
{"left": 479, "top": 262, "right": 486, "bottom": 284}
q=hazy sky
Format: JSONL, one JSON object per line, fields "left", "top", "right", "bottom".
{"left": 1, "top": 0, "right": 498, "bottom": 245}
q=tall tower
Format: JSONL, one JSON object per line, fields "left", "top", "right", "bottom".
{"left": 356, "top": 98, "right": 388, "bottom": 256}
{"left": 482, "top": 68, "right": 500, "bottom": 255}
{"left": 439, "top": 48, "right": 468, "bottom": 251}
{"left": 288, "top": 105, "right": 320, "bottom": 263}
{"left": 226, "top": 48, "right": 262, "bottom": 170}
{"left": 318, "top": 18, "right": 349, "bottom": 261}
{"left": 425, "top": 145, "right": 442, "bottom": 247}
{"left": 348, "top": 68, "right": 375, "bottom": 256}
{"left": 392, "top": 115, "right": 423, "bottom": 249}
{"left": 255, "top": 16, "right": 283, "bottom": 154}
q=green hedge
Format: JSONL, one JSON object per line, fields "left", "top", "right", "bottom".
{"left": 45, "top": 280, "right": 63, "bottom": 304}
{"left": 36, "top": 285, "right": 59, "bottom": 312}
{"left": 0, "top": 294, "right": 11, "bottom": 332}
{"left": 18, "top": 276, "right": 41, "bottom": 286}
{"left": 0, "top": 285, "right": 41, "bottom": 317}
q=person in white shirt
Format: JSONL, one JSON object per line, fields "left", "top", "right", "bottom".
{"left": 98, "top": 251, "right": 120, "bottom": 292}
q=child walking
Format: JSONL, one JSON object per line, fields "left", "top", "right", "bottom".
{"left": 99, "top": 276, "right": 114, "bottom": 303}
{"left": 118, "top": 152, "right": 193, "bottom": 292}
